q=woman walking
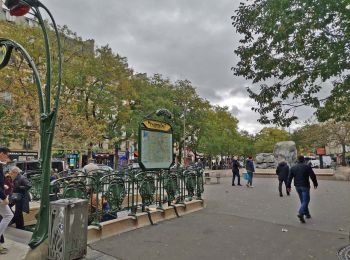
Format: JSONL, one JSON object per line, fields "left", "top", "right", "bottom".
{"left": 9, "top": 167, "right": 31, "bottom": 230}
{"left": 245, "top": 156, "right": 255, "bottom": 188}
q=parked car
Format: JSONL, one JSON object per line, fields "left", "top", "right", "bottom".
{"left": 321, "top": 156, "right": 332, "bottom": 168}
{"left": 308, "top": 159, "right": 320, "bottom": 168}
{"left": 308, "top": 156, "right": 332, "bottom": 168}
{"left": 97, "top": 164, "right": 114, "bottom": 172}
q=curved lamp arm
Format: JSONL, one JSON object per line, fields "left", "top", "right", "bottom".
{"left": 0, "top": 39, "right": 45, "bottom": 113}
{"left": 3, "top": 0, "right": 63, "bottom": 249}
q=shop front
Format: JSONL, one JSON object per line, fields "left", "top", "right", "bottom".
{"left": 9, "top": 150, "right": 38, "bottom": 161}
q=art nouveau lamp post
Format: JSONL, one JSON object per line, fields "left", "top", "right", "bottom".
{"left": 0, "top": 0, "right": 62, "bottom": 248}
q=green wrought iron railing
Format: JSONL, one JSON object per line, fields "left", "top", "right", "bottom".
{"left": 27, "top": 167, "right": 204, "bottom": 226}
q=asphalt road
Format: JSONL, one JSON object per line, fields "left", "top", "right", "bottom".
{"left": 90, "top": 177, "right": 350, "bottom": 260}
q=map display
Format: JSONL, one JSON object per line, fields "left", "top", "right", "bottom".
{"left": 140, "top": 129, "right": 173, "bottom": 169}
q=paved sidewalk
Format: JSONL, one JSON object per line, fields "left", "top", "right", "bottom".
{"left": 2, "top": 227, "right": 115, "bottom": 259}
{"left": 3, "top": 177, "right": 349, "bottom": 259}
{"left": 90, "top": 177, "right": 350, "bottom": 260}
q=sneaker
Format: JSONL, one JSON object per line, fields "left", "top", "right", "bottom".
{"left": 297, "top": 214, "right": 306, "bottom": 223}
{"left": 250, "top": 186, "right": 254, "bottom": 188}
{"left": 246, "top": 184, "right": 250, "bottom": 187}
{"left": 305, "top": 214, "right": 311, "bottom": 219}
{"left": 232, "top": 184, "right": 235, "bottom": 186}
{"left": 237, "top": 184, "right": 242, "bottom": 186}
{"left": 287, "top": 193, "right": 290, "bottom": 196}
{"left": 279, "top": 194, "right": 283, "bottom": 197}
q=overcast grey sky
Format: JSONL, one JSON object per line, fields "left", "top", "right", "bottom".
{"left": 41, "top": 0, "right": 316, "bottom": 133}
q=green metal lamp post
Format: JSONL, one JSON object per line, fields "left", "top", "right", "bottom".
{"left": 0, "top": 0, "right": 62, "bottom": 248}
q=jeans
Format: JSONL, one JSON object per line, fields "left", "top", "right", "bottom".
{"left": 232, "top": 170, "right": 240, "bottom": 185}
{"left": 0, "top": 204, "right": 13, "bottom": 238}
{"left": 247, "top": 171, "right": 253, "bottom": 186}
{"left": 295, "top": 186, "right": 310, "bottom": 216}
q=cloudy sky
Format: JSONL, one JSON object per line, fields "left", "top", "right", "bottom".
{"left": 40, "top": 0, "right": 314, "bottom": 133}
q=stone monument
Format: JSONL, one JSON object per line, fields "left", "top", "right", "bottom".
{"left": 273, "top": 141, "right": 297, "bottom": 166}
{"left": 255, "top": 153, "right": 276, "bottom": 168}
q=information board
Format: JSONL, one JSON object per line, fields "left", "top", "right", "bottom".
{"left": 140, "top": 130, "right": 173, "bottom": 169}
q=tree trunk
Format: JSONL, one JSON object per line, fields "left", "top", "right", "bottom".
{"left": 341, "top": 143, "right": 346, "bottom": 166}
{"left": 87, "top": 142, "right": 93, "bottom": 159}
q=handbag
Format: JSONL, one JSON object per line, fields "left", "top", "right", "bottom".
{"left": 10, "top": 192, "right": 23, "bottom": 203}
{"left": 243, "top": 172, "right": 249, "bottom": 180}
{"left": 243, "top": 172, "right": 251, "bottom": 181}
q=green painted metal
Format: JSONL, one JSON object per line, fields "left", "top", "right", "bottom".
{"left": 0, "top": 0, "right": 62, "bottom": 248}
{"left": 138, "top": 118, "right": 174, "bottom": 171}
{"left": 164, "top": 171, "right": 179, "bottom": 203}
{"left": 29, "top": 174, "right": 42, "bottom": 201}
{"left": 28, "top": 2, "right": 62, "bottom": 248}
{"left": 138, "top": 172, "right": 156, "bottom": 210}
{"left": 49, "top": 167, "right": 204, "bottom": 225}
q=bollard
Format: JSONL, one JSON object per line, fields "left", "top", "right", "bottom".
{"left": 48, "top": 198, "right": 88, "bottom": 260}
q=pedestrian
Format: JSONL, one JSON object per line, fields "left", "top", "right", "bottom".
{"left": 231, "top": 156, "right": 242, "bottom": 186}
{"left": 8, "top": 166, "right": 31, "bottom": 230}
{"left": 0, "top": 171, "right": 13, "bottom": 249}
{"left": 197, "top": 159, "right": 203, "bottom": 170}
{"left": 50, "top": 169, "right": 59, "bottom": 182}
{"left": 245, "top": 156, "right": 255, "bottom": 188}
{"left": 83, "top": 158, "right": 99, "bottom": 186}
{"left": 287, "top": 155, "right": 318, "bottom": 223}
{"left": 0, "top": 147, "right": 13, "bottom": 254}
{"left": 276, "top": 160, "right": 290, "bottom": 197}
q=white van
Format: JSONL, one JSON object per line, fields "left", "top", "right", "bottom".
{"left": 322, "top": 156, "right": 332, "bottom": 168}
{"left": 308, "top": 156, "right": 332, "bottom": 168}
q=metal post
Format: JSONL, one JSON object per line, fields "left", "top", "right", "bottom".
{"left": 2, "top": 0, "right": 62, "bottom": 248}
{"left": 183, "top": 103, "right": 186, "bottom": 166}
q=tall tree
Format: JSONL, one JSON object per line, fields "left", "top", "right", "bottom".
{"left": 254, "top": 127, "right": 289, "bottom": 153}
{"left": 324, "top": 120, "right": 350, "bottom": 166}
{"left": 232, "top": 0, "right": 350, "bottom": 126}
{"left": 291, "top": 123, "right": 328, "bottom": 155}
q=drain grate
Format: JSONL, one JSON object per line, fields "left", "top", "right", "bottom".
{"left": 338, "top": 245, "right": 350, "bottom": 260}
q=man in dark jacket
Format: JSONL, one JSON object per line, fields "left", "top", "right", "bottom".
{"left": 287, "top": 155, "right": 318, "bottom": 223}
{"left": 231, "top": 156, "right": 242, "bottom": 186}
{"left": 276, "top": 161, "right": 290, "bottom": 197}
{"left": 9, "top": 166, "right": 31, "bottom": 230}
{"left": 0, "top": 147, "right": 13, "bottom": 254}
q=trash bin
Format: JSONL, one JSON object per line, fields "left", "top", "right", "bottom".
{"left": 48, "top": 198, "right": 88, "bottom": 260}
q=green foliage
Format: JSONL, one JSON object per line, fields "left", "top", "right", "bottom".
{"left": 0, "top": 21, "right": 253, "bottom": 160}
{"left": 232, "top": 0, "right": 350, "bottom": 126}
{"left": 291, "top": 120, "right": 350, "bottom": 165}
{"left": 291, "top": 123, "right": 328, "bottom": 154}
{"left": 254, "top": 127, "right": 289, "bottom": 153}
{"left": 197, "top": 106, "right": 239, "bottom": 157}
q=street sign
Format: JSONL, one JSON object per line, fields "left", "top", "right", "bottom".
{"left": 316, "top": 148, "right": 326, "bottom": 156}
{"left": 139, "top": 119, "right": 173, "bottom": 170}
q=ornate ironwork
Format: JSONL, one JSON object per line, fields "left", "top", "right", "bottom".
{"left": 46, "top": 168, "right": 204, "bottom": 225}
{"left": 138, "top": 173, "right": 156, "bottom": 207}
